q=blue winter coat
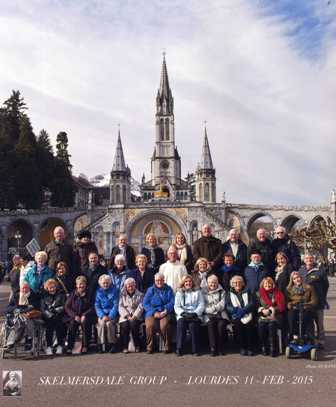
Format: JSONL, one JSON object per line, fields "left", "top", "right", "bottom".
{"left": 24, "top": 264, "right": 54, "bottom": 293}
{"left": 108, "top": 267, "right": 138, "bottom": 292}
{"left": 244, "top": 264, "right": 269, "bottom": 294}
{"left": 95, "top": 285, "right": 119, "bottom": 320}
{"left": 143, "top": 284, "right": 175, "bottom": 318}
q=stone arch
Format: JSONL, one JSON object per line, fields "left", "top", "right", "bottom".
{"left": 246, "top": 212, "right": 275, "bottom": 239}
{"left": 7, "top": 219, "right": 34, "bottom": 255}
{"left": 122, "top": 185, "right": 126, "bottom": 202}
{"left": 38, "top": 217, "right": 67, "bottom": 248}
{"left": 226, "top": 211, "right": 243, "bottom": 231}
{"left": 281, "top": 214, "right": 303, "bottom": 233}
{"left": 73, "top": 214, "right": 90, "bottom": 237}
{"left": 310, "top": 215, "right": 325, "bottom": 227}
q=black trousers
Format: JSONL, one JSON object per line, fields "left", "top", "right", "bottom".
{"left": 67, "top": 317, "right": 94, "bottom": 349}
{"left": 288, "top": 309, "right": 314, "bottom": 339}
{"left": 258, "top": 320, "right": 278, "bottom": 350}
{"left": 45, "top": 318, "right": 66, "bottom": 347}
{"left": 119, "top": 319, "right": 141, "bottom": 349}
{"left": 233, "top": 320, "right": 254, "bottom": 351}
{"left": 176, "top": 318, "right": 200, "bottom": 354}
{"left": 207, "top": 318, "right": 228, "bottom": 352}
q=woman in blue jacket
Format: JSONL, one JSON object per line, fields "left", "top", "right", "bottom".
{"left": 95, "top": 274, "right": 119, "bottom": 353}
{"left": 143, "top": 272, "right": 174, "bottom": 354}
{"left": 24, "top": 251, "right": 54, "bottom": 294}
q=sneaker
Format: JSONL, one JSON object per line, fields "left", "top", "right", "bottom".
{"left": 45, "top": 346, "right": 53, "bottom": 356}
{"left": 123, "top": 348, "right": 129, "bottom": 354}
{"left": 56, "top": 346, "right": 63, "bottom": 355}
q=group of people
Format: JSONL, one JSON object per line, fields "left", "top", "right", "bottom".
{"left": 3, "top": 223, "right": 329, "bottom": 358}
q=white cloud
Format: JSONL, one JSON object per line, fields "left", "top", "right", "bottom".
{"left": 0, "top": 0, "right": 335, "bottom": 205}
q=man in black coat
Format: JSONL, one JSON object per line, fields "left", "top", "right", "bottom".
{"left": 193, "top": 224, "right": 222, "bottom": 272}
{"left": 81, "top": 252, "right": 107, "bottom": 303}
{"left": 45, "top": 226, "right": 76, "bottom": 278}
{"left": 222, "top": 229, "right": 248, "bottom": 275}
{"left": 109, "top": 234, "right": 136, "bottom": 269}
{"left": 272, "top": 226, "right": 301, "bottom": 271}
{"left": 249, "top": 228, "right": 275, "bottom": 277}
{"left": 74, "top": 230, "right": 98, "bottom": 273}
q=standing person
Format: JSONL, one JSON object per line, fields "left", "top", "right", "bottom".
{"left": 55, "top": 261, "right": 74, "bottom": 296}
{"left": 81, "top": 252, "right": 106, "bottom": 302}
{"left": 45, "top": 226, "right": 77, "bottom": 278}
{"left": 299, "top": 254, "right": 329, "bottom": 348}
{"left": 41, "top": 278, "right": 66, "bottom": 355}
{"left": 274, "top": 252, "right": 292, "bottom": 294}
{"left": 74, "top": 230, "right": 98, "bottom": 273}
{"left": 174, "top": 275, "right": 204, "bottom": 356}
{"left": 244, "top": 250, "right": 269, "bottom": 295}
{"left": 109, "top": 254, "right": 140, "bottom": 293}
{"left": 202, "top": 274, "right": 229, "bottom": 356}
{"left": 173, "top": 232, "right": 193, "bottom": 272}
{"left": 141, "top": 233, "right": 165, "bottom": 273}
{"left": 134, "top": 254, "right": 155, "bottom": 293}
{"left": 216, "top": 253, "right": 240, "bottom": 292}
{"left": 249, "top": 228, "right": 275, "bottom": 277}
{"left": 272, "top": 226, "right": 301, "bottom": 271}
{"left": 222, "top": 229, "right": 248, "bottom": 275}
{"left": 159, "top": 245, "right": 188, "bottom": 293}
{"left": 110, "top": 234, "right": 136, "bottom": 270}
{"left": 143, "top": 273, "right": 175, "bottom": 354}
{"left": 7, "top": 254, "right": 22, "bottom": 300}
{"left": 24, "top": 251, "right": 54, "bottom": 294}
{"left": 193, "top": 224, "right": 223, "bottom": 272}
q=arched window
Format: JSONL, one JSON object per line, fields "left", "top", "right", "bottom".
{"left": 165, "top": 118, "right": 170, "bottom": 140}
{"left": 122, "top": 185, "right": 126, "bottom": 202}
{"left": 110, "top": 185, "right": 114, "bottom": 203}
{"left": 160, "top": 118, "right": 164, "bottom": 141}
{"left": 204, "top": 183, "right": 210, "bottom": 202}
{"left": 116, "top": 185, "right": 121, "bottom": 204}
{"left": 198, "top": 183, "right": 202, "bottom": 201}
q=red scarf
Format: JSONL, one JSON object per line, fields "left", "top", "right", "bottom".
{"left": 259, "top": 287, "right": 285, "bottom": 313}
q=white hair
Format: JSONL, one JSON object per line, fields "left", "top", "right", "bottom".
{"left": 114, "top": 254, "right": 126, "bottom": 265}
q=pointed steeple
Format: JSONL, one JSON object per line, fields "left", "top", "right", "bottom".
{"left": 156, "top": 52, "right": 174, "bottom": 115}
{"left": 112, "top": 128, "right": 127, "bottom": 171}
{"left": 200, "top": 124, "right": 213, "bottom": 170}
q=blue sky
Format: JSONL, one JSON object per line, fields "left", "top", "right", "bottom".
{"left": 0, "top": 0, "right": 335, "bottom": 205}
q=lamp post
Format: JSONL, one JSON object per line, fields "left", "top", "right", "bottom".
{"left": 14, "top": 230, "right": 22, "bottom": 254}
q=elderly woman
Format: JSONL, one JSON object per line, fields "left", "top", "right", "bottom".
{"left": 202, "top": 274, "right": 229, "bottom": 356}
{"left": 173, "top": 232, "right": 193, "bottom": 272}
{"left": 55, "top": 261, "right": 74, "bottom": 296}
{"left": 257, "top": 277, "right": 285, "bottom": 357}
{"left": 65, "top": 276, "right": 95, "bottom": 354}
{"left": 95, "top": 274, "right": 119, "bottom": 353}
{"left": 286, "top": 271, "right": 318, "bottom": 343}
{"left": 119, "top": 277, "right": 144, "bottom": 353}
{"left": 109, "top": 254, "right": 140, "bottom": 293}
{"left": 24, "top": 251, "right": 54, "bottom": 294}
{"left": 141, "top": 234, "right": 165, "bottom": 273}
{"left": 134, "top": 254, "right": 155, "bottom": 293}
{"left": 191, "top": 257, "right": 212, "bottom": 289}
{"left": 143, "top": 272, "right": 175, "bottom": 354}
{"left": 226, "top": 275, "right": 255, "bottom": 356}
{"left": 41, "top": 278, "right": 66, "bottom": 355}
{"left": 175, "top": 275, "right": 204, "bottom": 356}
{"left": 274, "top": 252, "right": 292, "bottom": 294}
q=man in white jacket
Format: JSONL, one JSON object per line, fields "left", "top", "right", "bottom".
{"left": 159, "top": 245, "right": 188, "bottom": 293}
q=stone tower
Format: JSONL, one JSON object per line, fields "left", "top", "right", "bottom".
{"left": 195, "top": 125, "right": 216, "bottom": 203}
{"left": 151, "top": 54, "right": 181, "bottom": 195}
{"left": 109, "top": 130, "right": 131, "bottom": 204}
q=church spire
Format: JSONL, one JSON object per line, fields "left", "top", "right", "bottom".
{"left": 112, "top": 127, "right": 127, "bottom": 171}
{"left": 156, "top": 52, "right": 174, "bottom": 115}
{"left": 200, "top": 124, "right": 214, "bottom": 170}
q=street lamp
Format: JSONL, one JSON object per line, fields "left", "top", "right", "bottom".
{"left": 14, "top": 230, "right": 22, "bottom": 254}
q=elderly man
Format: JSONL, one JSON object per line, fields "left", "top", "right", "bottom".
{"left": 159, "top": 245, "right": 188, "bottom": 293}
{"left": 299, "top": 253, "right": 329, "bottom": 347}
{"left": 193, "top": 224, "right": 223, "bottom": 272}
{"left": 45, "top": 226, "right": 76, "bottom": 277}
{"left": 271, "top": 226, "right": 301, "bottom": 270}
{"left": 74, "top": 230, "right": 98, "bottom": 273}
{"left": 81, "top": 252, "right": 107, "bottom": 303}
{"left": 222, "top": 229, "right": 248, "bottom": 275}
{"left": 249, "top": 228, "right": 275, "bottom": 277}
{"left": 109, "top": 234, "right": 136, "bottom": 269}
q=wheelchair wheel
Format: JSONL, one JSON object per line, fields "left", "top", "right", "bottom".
{"left": 285, "top": 346, "right": 291, "bottom": 359}
{"left": 310, "top": 348, "right": 317, "bottom": 361}
{"left": 0, "top": 320, "right": 6, "bottom": 359}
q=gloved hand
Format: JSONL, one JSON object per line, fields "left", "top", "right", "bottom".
{"left": 235, "top": 308, "right": 245, "bottom": 319}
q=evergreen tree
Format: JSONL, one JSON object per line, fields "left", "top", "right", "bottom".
{"left": 37, "top": 129, "right": 55, "bottom": 196}
{"left": 56, "top": 131, "right": 72, "bottom": 169}
{"left": 3, "top": 90, "right": 27, "bottom": 146}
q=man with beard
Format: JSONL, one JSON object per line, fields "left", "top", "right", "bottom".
{"left": 271, "top": 226, "right": 301, "bottom": 271}
{"left": 249, "top": 228, "right": 275, "bottom": 277}
{"left": 193, "top": 224, "right": 223, "bottom": 272}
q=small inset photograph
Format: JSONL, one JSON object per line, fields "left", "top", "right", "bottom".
{"left": 2, "top": 370, "right": 22, "bottom": 397}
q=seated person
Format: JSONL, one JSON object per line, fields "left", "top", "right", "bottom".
{"left": 41, "top": 278, "right": 66, "bottom": 356}
{"left": 24, "top": 251, "right": 54, "bottom": 294}
{"left": 202, "top": 274, "right": 229, "bottom": 356}
{"left": 226, "top": 275, "right": 255, "bottom": 356}
{"left": 5, "top": 282, "right": 41, "bottom": 350}
{"left": 286, "top": 271, "right": 318, "bottom": 343}
{"left": 95, "top": 274, "right": 119, "bottom": 353}
{"left": 175, "top": 275, "right": 205, "bottom": 356}
{"left": 118, "top": 277, "right": 144, "bottom": 353}
{"left": 257, "top": 277, "right": 285, "bottom": 357}
{"left": 65, "top": 276, "right": 95, "bottom": 354}
{"left": 143, "top": 273, "right": 175, "bottom": 354}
